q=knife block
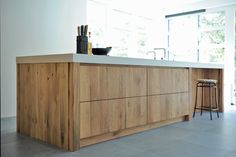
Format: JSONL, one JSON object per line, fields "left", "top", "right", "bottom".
{"left": 77, "top": 36, "right": 88, "bottom": 54}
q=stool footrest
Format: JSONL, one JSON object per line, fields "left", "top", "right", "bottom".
{"left": 194, "top": 107, "right": 219, "bottom": 111}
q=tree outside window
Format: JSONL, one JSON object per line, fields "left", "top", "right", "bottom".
{"left": 199, "top": 11, "right": 225, "bottom": 63}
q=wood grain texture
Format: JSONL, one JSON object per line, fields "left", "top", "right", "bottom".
{"left": 80, "top": 64, "right": 108, "bottom": 102}
{"left": 148, "top": 93, "right": 189, "bottom": 123}
{"left": 80, "top": 116, "right": 185, "bottom": 147}
{"left": 126, "top": 97, "right": 147, "bottom": 128}
{"left": 68, "top": 63, "right": 80, "bottom": 151}
{"left": 126, "top": 67, "right": 147, "bottom": 97}
{"left": 148, "top": 68, "right": 189, "bottom": 95}
{"left": 186, "top": 68, "right": 193, "bottom": 121}
{"left": 17, "top": 64, "right": 20, "bottom": 133}
{"left": 218, "top": 69, "right": 224, "bottom": 112}
{"left": 80, "top": 99, "right": 126, "bottom": 139}
{"left": 17, "top": 63, "right": 69, "bottom": 150}
{"left": 107, "top": 66, "right": 128, "bottom": 99}
{"left": 17, "top": 61, "right": 224, "bottom": 151}
{"left": 79, "top": 64, "right": 146, "bottom": 102}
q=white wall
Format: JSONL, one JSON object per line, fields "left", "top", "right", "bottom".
{"left": 0, "top": 0, "right": 87, "bottom": 118}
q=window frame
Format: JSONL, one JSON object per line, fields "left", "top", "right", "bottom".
{"left": 167, "top": 10, "right": 226, "bottom": 63}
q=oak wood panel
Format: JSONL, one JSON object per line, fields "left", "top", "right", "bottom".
{"left": 80, "top": 116, "right": 185, "bottom": 147}
{"left": 17, "top": 63, "right": 69, "bottom": 150}
{"left": 18, "top": 64, "right": 35, "bottom": 136}
{"left": 186, "top": 68, "right": 193, "bottom": 121}
{"left": 109, "top": 99, "right": 126, "bottom": 132}
{"left": 126, "top": 67, "right": 147, "bottom": 97}
{"left": 191, "top": 68, "right": 205, "bottom": 113}
{"left": 80, "top": 99, "right": 126, "bottom": 139}
{"left": 204, "top": 69, "right": 224, "bottom": 112}
{"left": 68, "top": 63, "right": 80, "bottom": 151}
{"left": 17, "top": 61, "right": 224, "bottom": 152}
{"left": 79, "top": 65, "right": 147, "bottom": 102}
{"left": 17, "top": 64, "right": 20, "bottom": 133}
{"left": 107, "top": 66, "right": 128, "bottom": 99}
{"left": 126, "top": 97, "right": 147, "bottom": 128}
{"left": 219, "top": 69, "right": 224, "bottom": 112}
{"left": 148, "top": 93, "right": 189, "bottom": 123}
{"left": 80, "top": 64, "right": 108, "bottom": 102}
{"left": 148, "top": 68, "right": 189, "bottom": 95}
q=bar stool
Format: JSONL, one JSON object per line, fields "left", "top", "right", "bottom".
{"left": 193, "top": 79, "right": 219, "bottom": 120}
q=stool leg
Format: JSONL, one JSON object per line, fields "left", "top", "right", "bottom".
{"left": 210, "top": 84, "right": 213, "bottom": 120}
{"left": 193, "top": 83, "right": 198, "bottom": 118}
{"left": 201, "top": 83, "right": 204, "bottom": 116}
{"left": 215, "top": 86, "right": 219, "bottom": 118}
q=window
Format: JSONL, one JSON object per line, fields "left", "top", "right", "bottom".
{"left": 87, "top": 0, "right": 108, "bottom": 48}
{"left": 87, "top": 0, "right": 154, "bottom": 58}
{"left": 167, "top": 11, "right": 225, "bottom": 63}
{"left": 199, "top": 11, "right": 225, "bottom": 63}
{"left": 109, "top": 9, "right": 132, "bottom": 57}
{"left": 168, "top": 15, "right": 198, "bottom": 62}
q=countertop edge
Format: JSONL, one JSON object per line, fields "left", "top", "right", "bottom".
{"left": 16, "top": 53, "right": 224, "bottom": 69}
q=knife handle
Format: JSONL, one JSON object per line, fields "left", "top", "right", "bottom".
{"left": 77, "top": 26, "right": 80, "bottom": 36}
{"left": 81, "top": 25, "right": 84, "bottom": 36}
{"left": 84, "top": 25, "right": 88, "bottom": 36}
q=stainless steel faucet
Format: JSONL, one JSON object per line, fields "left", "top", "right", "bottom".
{"left": 154, "top": 48, "right": 167, "bottom": 60}
{"left": 146, "top": 48, "right": 168, "bottom": 60}
{"left": 146, "top": 51, "right": 157, "bottom": 60}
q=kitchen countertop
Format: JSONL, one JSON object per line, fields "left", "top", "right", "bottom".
{"left": 16, "top": 53, "right": 224, "bottom": 69}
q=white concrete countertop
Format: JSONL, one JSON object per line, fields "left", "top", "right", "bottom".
{"left": 16, "top": 53, "right": 224, "bottom": 69}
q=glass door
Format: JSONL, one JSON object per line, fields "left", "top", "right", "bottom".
{"left": 234, "top": 11, "right": 236, "bottom": 106}
{"left": 229, "top": 10, "right": 236, "bottom": 111}
{"left": 222, "top": 7, "right": 236, "bottom": 112}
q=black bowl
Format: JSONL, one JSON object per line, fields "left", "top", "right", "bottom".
{"left": 92, "top": 47, "right": 112, "bottom": 55}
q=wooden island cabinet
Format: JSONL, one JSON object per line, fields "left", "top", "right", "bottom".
{"left": 16, "top": 54, "right": 224, "bottom": 151}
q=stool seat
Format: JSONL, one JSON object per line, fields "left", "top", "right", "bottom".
{"left": 197, "top": 79, "right": 217, "bottom": 84}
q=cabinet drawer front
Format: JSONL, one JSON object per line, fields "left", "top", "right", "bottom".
{"left": 148, "top": 93, "right": 189, "bottom": 123}
{"left": 80, "top": 65, "right": 108, "bottom": 102}
{"left": 148, "top": 68, "right": 189, "bottom": 95}
{"left": 125, "top": 67, "right": 147, "bottom": 97}
{"left": 80, "top": 65, "right": 146, "bottom": 102}
{"left": 126, "top": 97, "right": 147, "bottom": 128}
{"left": 80, "top": 99, "right": 125, "bottom": 139}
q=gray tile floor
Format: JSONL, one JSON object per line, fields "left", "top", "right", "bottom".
{"left": 1, "top": 111, "right": 236, "bottom": 157}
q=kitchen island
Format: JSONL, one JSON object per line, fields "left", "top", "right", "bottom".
{"left": 16, "top": 54, "right": 224, "bottom": 151}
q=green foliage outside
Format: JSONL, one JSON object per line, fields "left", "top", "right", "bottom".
{"left": 200, "top": 11, "right": 225, "bottom": 28}
{"left": 200, "top": 11, "right": 225, "bottom": 62}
